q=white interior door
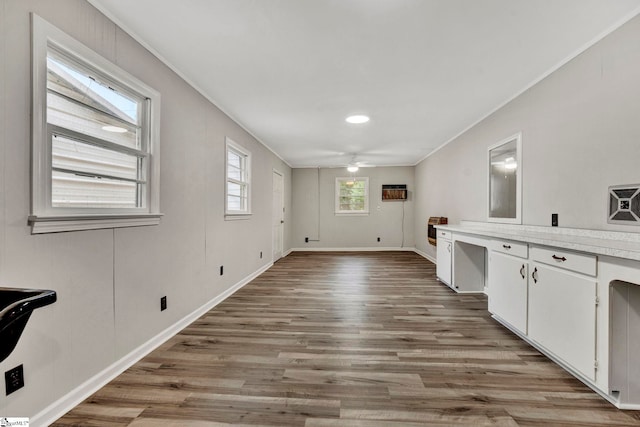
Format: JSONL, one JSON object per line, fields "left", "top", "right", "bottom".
{"left": 272, "top": 170, "right": 284, "bottom": 261}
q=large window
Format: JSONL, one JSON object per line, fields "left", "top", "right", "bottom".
{"left": 31, "top": 15, "right": 161, "bottom": 233}
{"left": 225, "top": 138, "right": 251, "bottom": 216}
{"left": 335, "top": 177, "right": 369, "bottom": 215}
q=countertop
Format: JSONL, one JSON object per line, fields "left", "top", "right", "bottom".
{"left": 435, "top": 221, "right": 640, "bottom": 262}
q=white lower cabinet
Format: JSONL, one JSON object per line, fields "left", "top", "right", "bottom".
{"left": 488, "top": 243, "right": 599, "bottom": 382}
{"left": 528, "top": 262, "right": 597, "bottom": 381}
{"left": 438, "top": 224, "right": 640, "bottom": 408}
{"left": 488, "top": 251, "right": 528, "bottom": 334}
{"left": 436, "top": 234, "right": 452, "bottom": 287}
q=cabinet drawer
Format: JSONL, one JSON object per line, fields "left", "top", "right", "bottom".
{"left": 531, "top": 246, "right": 596, "bottom": 276}
{"left": 437, "top": 230, "right": 452, "bottom": 241}
{"left": 492, "top": 239, "right": 528, "bottom": 258}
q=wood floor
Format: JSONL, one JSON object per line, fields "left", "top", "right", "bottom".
{"left": 54, "top": 251, "right": 640, "bottom": 426}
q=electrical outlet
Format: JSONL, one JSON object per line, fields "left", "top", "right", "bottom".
{"left": 220, "top": 265, "right": 224, "bottom": 275}
{"left": 160, "top": 296, "right": 167, "bottom": 311}
{"left": 377, "top": 237, "right": 381, "bottom": 242}
{"left": 305, "top": 237, "right": 309, "bottom": 243}
{"left": 552, "top": 213, "right": 558, "bottom": 227}
{"left": 5, "top": 365, "right": 24, "bottom": 396}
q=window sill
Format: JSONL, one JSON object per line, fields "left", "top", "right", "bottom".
{"left": 28, "top": 214, "right": 163, "bottom": 234}
{"left": 335, "top": 212, "right": 370, "bottom": 217}
{"left": 225, "top": 213, "right": 252, "bottom": 221}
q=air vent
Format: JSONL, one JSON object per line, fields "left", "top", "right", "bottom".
{"left": 382, "top": 184, "right": 407, "bottom": 200}
{"left": 608, "top": 184, "right": 640, "bottom": 225}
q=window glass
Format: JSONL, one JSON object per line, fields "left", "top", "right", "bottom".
{"left": 225, "top": 139, "right": 251, "bottom": 215}
{"left": 51, "top": 134, "right": 140, "bottom": 182}
{"left": 52, "top": 170, "right": 138, "bottom": 208}
{"left": 336, "top": 177, "right": 369, "bottom": 214}
{"left": 45, "top": 51, "right": 148, "bottom": 211}
{"left": 47, "top": 53, "right": 142, "bottom": 150}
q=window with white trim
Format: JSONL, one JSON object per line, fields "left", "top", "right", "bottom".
{"left": 30, "top": 15, "right": 161, "bottom": 233}
{"left": 335, "top": 177, "right": 369, "bottom": 215}
{"left": 225, "top": 138, "right": 251, "bottom": 216}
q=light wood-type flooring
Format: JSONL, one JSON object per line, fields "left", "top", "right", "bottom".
{"left": 54, "top": 251, "right": 640, "bottom": 426}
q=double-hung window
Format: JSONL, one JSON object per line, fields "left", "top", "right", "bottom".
{"left": 225, "top": 138, "right": 251, "bottom": 216}
{"left": 31, "top": 15, "right": 161, "bottom": 233}
{"left": 335, "top": 177, "right": 369, "bottom": 215}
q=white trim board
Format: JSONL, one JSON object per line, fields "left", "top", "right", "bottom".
{"left": 414, "top": 248, "right": 436, "bottom": 264}
{"left": 33, "top": 262, "right": 273, "bottom": 427}
{"left": 291, "top": 247, "right": 417, "bottom": 252}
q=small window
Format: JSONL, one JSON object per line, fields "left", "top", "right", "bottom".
{"left": 31, "top": 15, "right": 161, "bottom": 233}
{"left": 47, "top": 53, "right": 146, "bottom": 209}
{"left": 335, "top": 177, "right": 369, "bottom": 215}
{"left": 225, "top": 138, "right": 251, "bottom": 216}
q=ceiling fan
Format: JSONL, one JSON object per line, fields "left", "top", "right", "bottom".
{"left": 331, "top": 153, "right": 376, "bottom": 172}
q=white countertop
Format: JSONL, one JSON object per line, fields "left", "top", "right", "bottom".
{"left": 435, "top": 221, "right": 640, "bottom": 262}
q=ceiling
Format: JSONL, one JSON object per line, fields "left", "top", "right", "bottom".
{"left": 89, "top": 0, "right": 640, "bottom": 168}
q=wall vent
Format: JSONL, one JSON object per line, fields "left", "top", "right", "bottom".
{"left": 608, "top": 184, "right": 640, "bottom": 225}
{"left": 382, "top": 184, "right": 407, "bottom": 200}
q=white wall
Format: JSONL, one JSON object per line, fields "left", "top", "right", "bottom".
{"left": 414, "top": 13, "right": 640, "bottom": 259}
{"left": 0, "top": 0, "right": 291, "bottom": 421}
{"left": 292, "top": 167, "right": 414, "bottom": 249}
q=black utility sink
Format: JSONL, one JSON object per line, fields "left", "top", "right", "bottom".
{"left": 0, "top": 287, "right": 57, "bottom": 363}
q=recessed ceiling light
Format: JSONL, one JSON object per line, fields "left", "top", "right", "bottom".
{"left": 102, "top": 125, "right": 127, "bottom": 133}
{"left": 345, "top": 115, "right": 370, "bottom": 124}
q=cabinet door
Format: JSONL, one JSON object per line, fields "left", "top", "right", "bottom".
{"left": 528, "top": 263, "right": 597, "bottom": 380}
{"left": 488, "top": 252, "right": 528, "bottom": 334}
{"left": 436, "top": 240, "right": 452, "bottom": 286}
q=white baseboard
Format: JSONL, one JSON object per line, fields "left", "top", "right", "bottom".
{"left": 414, "top": 248, "right": 436, "bottom": 264}
{"left": 33, "top": 262, "right": 273, "bottom": 427}
{"left": 618, "top": 402, "right": 640, "bottom": 410}
{"left": 291, "top": 246, "right": 417, "bottom": 252}
{"left": 289, "top": 247, "right": 438, "bottom": 265}
{"left": 283, "top": 248, "right": 293, "bottom": 257}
